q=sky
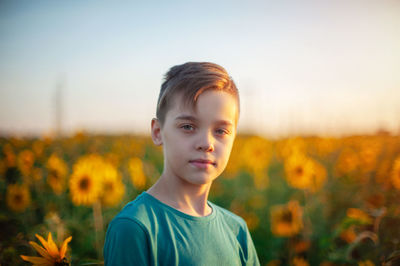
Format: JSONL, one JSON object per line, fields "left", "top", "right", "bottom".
{"left": 1, "top": 0, "right": 399, "bottom": 138}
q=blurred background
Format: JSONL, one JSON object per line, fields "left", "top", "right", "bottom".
{"left": 1, "top": 1, "right": 400, "bottom": 265}
{"left": 1, "top": 0, "right": 399, "bottom": 138}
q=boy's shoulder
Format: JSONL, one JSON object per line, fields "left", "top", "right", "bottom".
{"left": 209, "top": 202, "right": 246, "bottom": 226}
{"left": 112, "top": 192, "right": 154, "bottom": 225}
{"left": 209, "top": 201, "right": 249, "bottom": 231}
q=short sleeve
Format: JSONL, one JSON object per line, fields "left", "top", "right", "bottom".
{"left": 237, "top": 219, "right": 260, "bottom": 266}
{"left": 103, "top": 217, "right": 151, "bottom": 266}
{"left": 244, "top": 225, "right": 260, "bottom": 266}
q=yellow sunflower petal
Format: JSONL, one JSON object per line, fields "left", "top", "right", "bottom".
{"left": 29, "top": 241, "right": 53, "bottom": 261}
{"left": 20, "top": 255, "right": 53, "bottom": 266}
{"left": 59, "top": 236, "right": 72, "bottom": 259}
{"left": 46, "top": 232, "right": 60, "bottom": 258}
{"left": 35, "top": 234, "right": 51, "bottom": 254}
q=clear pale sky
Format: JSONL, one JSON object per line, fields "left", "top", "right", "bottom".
{"left": 1, "top": 0, "right": 399, "bottom": 137}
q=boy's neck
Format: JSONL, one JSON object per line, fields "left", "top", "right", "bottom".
{"left": 146, "top": 173, "right": 213, "bottom": 217}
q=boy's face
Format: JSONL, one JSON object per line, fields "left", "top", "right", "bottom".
{"left": 152, "top": 90, "right": 238, "bottom": 186}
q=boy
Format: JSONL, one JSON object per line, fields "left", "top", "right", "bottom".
{"left": 104, "top": 62, "right": 260, "bottom": 265}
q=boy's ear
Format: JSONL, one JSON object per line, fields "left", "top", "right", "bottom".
{"left": 151, "top": 118, "right": 163, "bottom": 146}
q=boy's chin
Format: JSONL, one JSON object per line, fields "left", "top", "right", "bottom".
{"left": 181, "top": 174, "right": 218, "bottom": 186}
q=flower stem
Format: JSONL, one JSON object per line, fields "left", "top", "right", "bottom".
{"left": 92, "top": 201, "right": 104, "bottom": 259}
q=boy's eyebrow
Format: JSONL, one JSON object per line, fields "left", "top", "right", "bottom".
{"left": 216, "top": 120, "right": 233, "bottom": 127}
{"left": 174, "top": 115, "right": 198, "bottom": 122}
{"left": 174, "top": 115, "right": 233, "bottom": 126}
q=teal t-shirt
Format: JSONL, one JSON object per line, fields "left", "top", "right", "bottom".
{"left": 104, "top": 192, "right": 260, "bottom": 266}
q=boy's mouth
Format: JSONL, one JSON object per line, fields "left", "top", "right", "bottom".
{"left": 189, "top": 159, "right": 216, "bottom": 168}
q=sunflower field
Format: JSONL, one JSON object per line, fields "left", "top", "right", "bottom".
{"left": 1, "top": 132, "right": 400, "bottom": 265}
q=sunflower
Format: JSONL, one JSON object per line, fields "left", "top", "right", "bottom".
{"left": 293, "top": 240, "right": 311, "bottom": 254}
{"left": 32, "top": 140, "right": 45, "bottom": 159}
{"left": 270, "top": 201, "right": 303, "bottom": 237}
{"left": 275, "top": 137, "right": 307, "bottom": 161}
{"left": 358, "top": 260, "right": 375, "bottom": 266}
{"left": 291, "top": 257, "right": 309, "bottom": 266}
{"left": 100, "top": 162, "right": 125, "bottom": 207}
{"left": 284, "top": 152, "right": 314, "bottom": 190}
{"left": 312, "top": 137, "right": 337, "bottom": 159}
{"left": 346, "top": 208, "right": 372, "bottom": 224}
{"left": 334, "top": 148, "right": 359, "bottom": 177}
{"left": 21, "top": 232, "right": 72, "bottom": 266}
{"left": 308, "top": 160, "right": 327, "bottom": 192}
{"left": 128, "top": 157, "right": 147, "bottom": 190}
{"left": 358, "top": 142, "right": 379, "bottom": 174}
{"left": 104, "top": 152, "right": 121, "bottom": 168}
{"left": 3, "top": 143, "right": 16, "bottom": 167}
{"left": 69, "top": 155, "right": 103, "bottom": 206}
{"left": 391, "top": 156, "right": 400, "bottom": 190}
{"left": 340, "top": 225, "right": 356, "bottom": 243}
{"left": 46, "top": 154, "right": 68, "bottom": 195}
{"left": 6, "top": 184, "right": 31, "bottom": 212}
{"left": 266, "top": 260, "right": 281, "bottom": 266}
{"left": 17, "top": 149, "right": 35, "bottom": 176}
{"left": 241, "top": 136, "right": 272, "bottom": 172}
{"left": 101, "top": 178, "right": 125, "bottom": 207}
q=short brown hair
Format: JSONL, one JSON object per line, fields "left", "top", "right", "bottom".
{"left": 156, "top": 62, "right": 240, "bottom": 126}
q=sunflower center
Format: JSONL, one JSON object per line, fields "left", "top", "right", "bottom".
{"left": 14, "top": 194, "right": 23, "bottom": 204}
{"left": 79, "top": 176, "right": 90, "bottom": 191}
{"left": 50, "top": 169, "right": 59, "bottom": 180}
{"left": 55, "top": 258, "right": 69, "bottom": 266}
{"left": 295, "top": 166, "right": 303, "bottom": 176}
{"left": 282, "top": 210, "right": 293, "bottom": 223}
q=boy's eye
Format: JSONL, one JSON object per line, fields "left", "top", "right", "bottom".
{"left": 216, "top": 129, "right": 229, "bottom": 135}
{"left": 181, "top": 124, "right": 195, "bottom": 131}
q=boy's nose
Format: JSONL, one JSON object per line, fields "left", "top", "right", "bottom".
{"left": 196, "top": 133, "right": 214, "bottom": 152}
{"left": 197, "top": 143, "right": 214, "bottom": 152}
